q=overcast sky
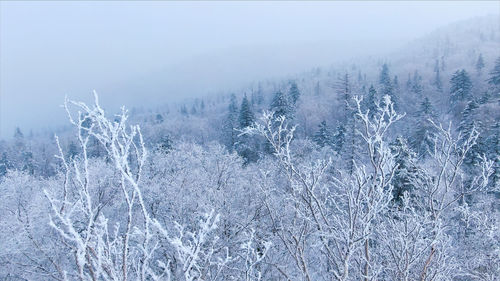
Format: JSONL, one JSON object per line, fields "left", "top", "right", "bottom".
{"left": 1, "top": 1, "right": 499, "bottom": 138}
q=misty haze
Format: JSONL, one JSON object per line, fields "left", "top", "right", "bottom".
{"left": 0, "top": 1, "right": 499, "bottom": 280}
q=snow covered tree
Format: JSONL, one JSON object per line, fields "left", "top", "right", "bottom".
{"left": 475, "top": 53, "right": 485, "bottom": 75}
{"left": 450, "top": 69, "right": 473, "bottom": 104}
{"left": 239, "top": 94, "right": 255, "bottom": 129}
{"left": 487, "top": 56, "right": 500, "bottom": 88}
{"left": 433, "top": 59, "right": 443, "bottom": 92}
{"left": 393, "top": 75, "right": 400, "bottom": 94}
{"left": 223, "top": 93, "right": 239, "bottom": 150}
{"left": 269, "top": 90, "right": 290, "bottom": 119}
{"left": 379, "top": 63, "right": 398, "bottom": 108}
{"left": 331, "top": 123, "right": 346, "bottom": 154}
{"left": 458, "top": 99, "right": 485, "bottom": 167}
{"left": 288, "top": 81, "right": 300, "bottom": 105}
{"left": 412, "top": 97, "right": 437, "bottom": 157}
{"left": 458, "top": 99, "right": 480, "bottom": 136}
{"left": 313, "top": 120, "right": 332, "bottom": 148}
{"left": 390, "top": 137, "right": 425, "bottom": 203}
{"left": 363, "top": 84, "right": 378, "bottom": 119}
{"left": 0, "top": 152, "right": 10, "bottom": 177}
{"left": 411, "top": 70, "right": 424, "bottom": 96}
{"left": 485, "top": 121, "right": 500, "bottom": 188}
{"left": 314, "top": 80, "right": 321, "bottom": 96}
{"left": 237, "top": 95, "right": 258, "bottom": 163}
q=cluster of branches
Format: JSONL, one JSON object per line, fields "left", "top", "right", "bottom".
{"left": 1, "top": 93, "right": 497, "bottom": 280}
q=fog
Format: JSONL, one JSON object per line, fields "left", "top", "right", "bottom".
{"left": 0, "top": 1, "right": 498, "bottom": 138}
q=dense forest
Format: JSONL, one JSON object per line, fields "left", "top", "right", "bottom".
{"left": 0, "top": 16, "right": 499, "bottom": 280}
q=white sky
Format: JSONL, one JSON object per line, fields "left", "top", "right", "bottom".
{"left": 1, "top": 1, "right": 499, "bottom": 138}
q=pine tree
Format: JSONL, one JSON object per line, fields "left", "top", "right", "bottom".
{"left": 238, "top": 95, "right": 258, "bottom": 164}
{"left": 458, "top": 99, "right": 480, "bottom": 136}
{"left": 411, "top": 70, "right": 423, "bottom": 96}
{"left": 239, "top": 94, "right": 255, "bottom": 129}
{"left": 363, "top": 84, "right": 377, "bottom": 119}
{"left": 487, "top": 57, "right": 500, "bottom": 88}
{"left": 475, "top": 53, "right": 485, "bottom": 75}
{"left": 393, "top": 75, "right": 400, "bottom": 93}
{"left": 336, "top": 73, "right": 358, "bottom": 173}
{"left": 313, "top": 121, "right": 333, "bottom": 148}
{"left": 406, "top": 72, "right": 412, "bottom": 90}
{"left": 223, "top": 94, "right": 239, "bottom": 150}
{"left": 412, "top": 97, "right": 437, "bottom": 157}
{"left": 270, "top": 90, "right": 290, "bottom": 119}
{"left": 390, "top": 137, "right": 424, "bottom": 204}
{"left": 180, "top": 104, "right": 188, "bottom": 116}
{"left": 200, "top": 100, "right": 205, "bottom": 112}
{"left": 256, "top": 83, "right": 264, "bottom": 105}
{"left": 337, "top": 73, "right": 352, "bottom": 121}
{"left": 314, "top": 81, "right": 321, "bottom": 96}
{"left": 450, "top": 69, "right": 473, "bottom": 104}
{"left": 331, "top": 124, "right": 346, "bottom": 154}
{"left": 485, "top": 121, "right": 500, "bottom": 188}
{"left": 379, "top": 63, "right": 391, "bottom": 87}
{"left": 14, "top": 127, "right": 24, "bottom": 150}
{"left": 433, "top": 60, "right": 443, "bottom": 92}
{"left": 458, "top": 99, "right": 483, "bottom": 167}
{"left": 190, "top": 104, "right": 197, "bottom": 115}
{"left": 0, "top": 152, "right": 10, "bottom": 177}
{"left": 288, "top": 81, "right": 300, "bottom": 105}
{"left": 379, "top": 63, "right": 398, "bottom": 109}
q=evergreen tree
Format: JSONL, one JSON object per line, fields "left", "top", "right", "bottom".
{"left": 314, "top": 81, "right": 321, "bottom": 96}
{"left": 379, "top": 64, "right": 393, "bottom": 95}
{"left": 363, "top": 84, "right": 378, "bottom": 119}
{"left": 288, "top": 81, "right": 301, "bottom": 105}
{"left": 412, "top": 97, "right": 437, "bottom": 157}
{"left": 200, "top": 100, "right": 205, "bottom": 112}
{"left": 336, "top": 73, "right": 358, "bottom": 173}
{"left": 238, "top": 95, "right": 258, "bottom": 164}
{"left": 14, "top": 127, "right": 24, "bottom": 150}
{"left": 390, "top": 137, "right": 424, "bottom": 204}
{"left": 433, "top": 60, "right": 443, "bottom": 92}
{"left": 0, "top": 152, "right": 10, "bottom": 177}
{"left": 458, "top": 99, "right": 483, "bottom": 167}
{"left": 256, "top": 83, "right": 264, "bottom": 105}
{"left": 411, "top": 70, "right": 423, "bottom": 96}
{"left": 190, "top": 104, "right": 197, "bottom": 115}
{"left": 270, "top": 90, "right": 290, "bottom": 119}
{"left": 313, "top": 121, "right": 333, "bottom": 148}
{"left": 485, "top": 121, "right": 500, "bottom": 189}
{"left": 450, "top": 69, "right": 473, "bottom": 104}
{"left": 157, "top": 135, "right": 173, "bottom": 154}
{"left": 458, "top": 99, "right": 480, "bottom": 136}
{"left": 239, "top": 94, "right": 255, "bottom": 129}
{"left": 379, "top": 63, "right": 392, "bottom": 87}
{"left": 487, "top": 57, "right": 500, "bottom": 88}
{"left": 331, "top": 124, "right": 346, "bottom": 154}
{"left": 22, "top": 150, "right": 35, "bottom": 175}
{"left": 393, "top": 75, "right": 400, "bottom": 93}
{"left": 337, "top": 73, "right": 352, "bottom": 121}
{"left": 155, "top": 114, "right": 164, "bottom": 124}
{"left": 406, "top": 72, "right": 412, "bottom": 90}
{"left": 180, "top": 104, "right": 188, "bottom": 116}
{"left": 223, "top": 94, "right": 239, "bottom": 150}
{"left": 475, "top": 53, "right": 485, "bottom": 75}
{"left": 379, "top": 64, "right": 398, "bottom": 108}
